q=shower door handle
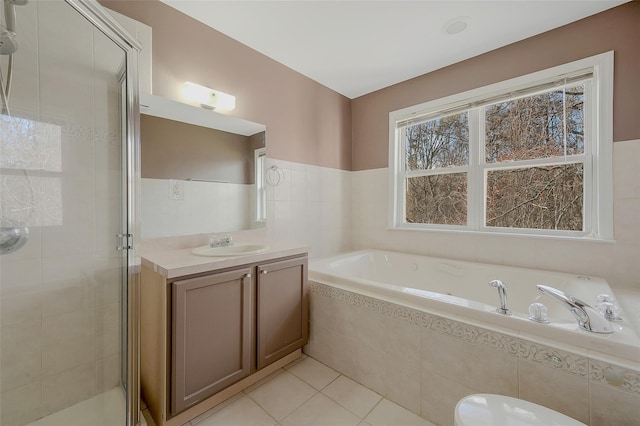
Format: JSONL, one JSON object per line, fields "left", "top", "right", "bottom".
{"left": 116, "top": 233, "right": 132, "bottom": 251}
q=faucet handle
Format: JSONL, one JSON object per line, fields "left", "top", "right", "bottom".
{"left": 595, "top": 294, "right": 622, "bottom": 321}
{"left": 528, "top": 302, "right": 550, "bottom": 324}
{"left": 596, "top": 301, "right": 623, "bottom": 322}
{"left": 596, "top": 293, "right": 616, "bottom": 305}
{"left": 209, "top": 233, "right": 233, "bottom": 247}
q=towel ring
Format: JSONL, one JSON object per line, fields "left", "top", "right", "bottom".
{"left": 266, "top": 165, "right": 285, "bottom": 186}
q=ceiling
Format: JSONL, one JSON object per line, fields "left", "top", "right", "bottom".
{"left": 160, "top": 1, "right": 627, "bottom": 99}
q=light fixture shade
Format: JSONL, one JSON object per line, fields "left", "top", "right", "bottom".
{"left": 182, "top": 81, "right": 236, "bottom": 111}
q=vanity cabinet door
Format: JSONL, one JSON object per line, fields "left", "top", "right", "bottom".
{"left": 171, "top": 268, "right": 253, "bottom": 415}
{"left": 256, "top": 256, "right": 308, "bottom": 370}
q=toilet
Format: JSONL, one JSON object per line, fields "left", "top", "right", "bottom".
{"left": 455, "top": 394, "right": 586, "bottom": 426}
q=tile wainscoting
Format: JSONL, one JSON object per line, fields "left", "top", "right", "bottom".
{"left": 351, "top": 139, "right": 640, "bottom": 291}
{"left": 264, "top": 158, "right": 352, "bottom": 259}
{"left": 305, "top": 282, "right": 640, "bottom": 426}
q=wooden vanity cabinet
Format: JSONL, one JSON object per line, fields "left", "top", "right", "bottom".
{"left": 140, "top": 253, "right": 308, "bottom": 426}
{"left": 171, "top": 267, "right": 253, "bottom": 415}
{"left": 257, "top": 257, "right": 308, "bottom": 369}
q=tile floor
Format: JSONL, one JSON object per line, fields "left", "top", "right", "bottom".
{"left": 165, "top": 354, "right": 436, "bottom": 426}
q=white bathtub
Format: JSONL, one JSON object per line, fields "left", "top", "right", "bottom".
{"left": 309, "top": 249, "right": 640, "bottom": 362}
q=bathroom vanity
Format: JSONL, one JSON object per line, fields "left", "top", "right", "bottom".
{"left": 140, "top": 240, "right": 309, "bottom": 426}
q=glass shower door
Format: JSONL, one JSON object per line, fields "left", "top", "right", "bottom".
{"left": 0, "top": 1, "right": 136, "bottom": 425}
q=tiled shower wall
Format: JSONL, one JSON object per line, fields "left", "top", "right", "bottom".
{"left": 351, "top": 139, "right": 640, "bottom": 290}
{"left": 306, "top": 282, "right": 640, "bottom": 426}
{"left": 0, "top": 2, "right": 124, "bottom": 425}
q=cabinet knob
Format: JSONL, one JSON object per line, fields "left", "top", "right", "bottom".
{"left": 244, "top": 273, "right": 252, "bottom": 278}
{"left": 260, "top": 270, "right": 268, "bottom": 275}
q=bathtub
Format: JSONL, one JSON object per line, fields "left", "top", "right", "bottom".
{"left": 309, "top": 249, "right": 640, "bottom": 362}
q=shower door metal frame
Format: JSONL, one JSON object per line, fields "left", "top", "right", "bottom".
{"left": 61, "top": 1, "right": 142, "bottom": 425}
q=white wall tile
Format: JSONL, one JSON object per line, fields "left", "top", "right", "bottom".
{"left": 96, "top": 353, "right": 121, "bottom": 393}
{"left": 0, "top": 292, "right": 41, "bottom": 327}
{"left": 350, "top": 139, "right": 640, "bottom": 290}
{"left": 0, "top": 1, "right": 127, "bottom": 418}
{"left": 42, "top": 335, "right": 95, "bottom": 377}
{"left": 264, "top": 160, "right": 351, "bottom": 259}
{"left": 42, "top": 363, "right": 97, "bottom": 417}
{"left": 1, "top": 320, "right": 42, "bottom": 392}
{"left": 0, "top": 382, "right": 43, "bottom": 426}
{"left": 613, "top": 140, "right": 640, "bottom": 200}
{"left": 614, "top": 198, "right": 640, "bottom": 245}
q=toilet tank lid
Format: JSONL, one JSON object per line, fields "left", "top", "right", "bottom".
{"left": 454, "top": 394, "right": 586, "bottom": 426}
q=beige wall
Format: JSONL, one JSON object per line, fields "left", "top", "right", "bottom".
{"left": 103, "top": 1, "right": 639, "bottom": 172}
{"left": 352, "top": 2, "right": 640, "bottom": 170}
{"left": 100, "top": 0, "right": 352, "bottom": 171}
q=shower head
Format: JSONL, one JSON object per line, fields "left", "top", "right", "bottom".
{"left": 0, "top": 226, "right": 29, "bottom": 254}
{"left": 3, "top": 0, "right": 27, "bottom": 36}
{"left": 0, "top": 29, "right": 17, "bottom": 55}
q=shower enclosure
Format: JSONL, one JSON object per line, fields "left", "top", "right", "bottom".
{"left": 0, "top": 1, "right": 139, "bottom": 425}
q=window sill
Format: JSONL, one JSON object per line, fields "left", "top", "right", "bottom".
{"left": 387, "top": 225, "right": 616, "bottom": 244}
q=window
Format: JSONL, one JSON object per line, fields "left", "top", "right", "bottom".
{"left": 0, "top": 115, "right": 63, "bottom": 227}
{"left": 389, "top": 52, "right": 613, "bottom": 239}
{"left": 255, "top": 147, "right": 267, "bottom": 223}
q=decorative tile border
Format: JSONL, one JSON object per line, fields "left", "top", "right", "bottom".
{"left": 475, "top": 326, "right": 520, "bottom": 356}
{"left": 519, "top": 340, "right": 588, "bottom": 377}
{"left": 311, "top": 281, "right": 433, "bottom": 327}
{"left": 311, "top": 282, "right": 519, "bottom": 355}
{"left": 310, "top": 281, "right": 640, "bottom": 388}
{"left": 590, "top": 359, "right": 640, "bottom": 395}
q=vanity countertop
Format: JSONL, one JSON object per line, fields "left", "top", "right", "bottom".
{"left": 142, "top": 241, "right": 310, "bottom": 279}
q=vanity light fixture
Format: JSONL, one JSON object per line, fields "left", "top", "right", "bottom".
{"left": 182, "top": 81, "right": 236, "bottom": 111}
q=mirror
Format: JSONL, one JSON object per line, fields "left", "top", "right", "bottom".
{"left": 139, "top": 93, "right": 267, "bottom": 239}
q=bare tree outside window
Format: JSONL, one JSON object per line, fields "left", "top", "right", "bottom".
{"left": 404, "top": 112, "right": 468, "bottom": 224}
{"left": 404, "top": 113, "right": 469, "bottom": 170}
{"left": 484, "top": 86, "right": 585, "bottom": 231}
{"left": 402, "top": 86, "right": 585, "bottom": 231}
{"left": 486, "top": 164, "right": 583, "bottom": 230}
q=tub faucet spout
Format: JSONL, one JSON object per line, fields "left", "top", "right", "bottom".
{"left": 488, "top": 280, "right": 511, "bottom": 315}
{"left": 536, "top": 285, "right": 613, "bottom": 334}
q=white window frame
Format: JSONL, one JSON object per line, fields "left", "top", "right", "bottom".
{"left": 255, "top": 147, "right": 267, "bottom": 223}
{"left": 389, "top": 51, "right": 613, "bottom": 240}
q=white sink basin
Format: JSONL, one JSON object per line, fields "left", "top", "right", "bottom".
{"left": 192, "top": 243, "right": 269, "bottom": 257}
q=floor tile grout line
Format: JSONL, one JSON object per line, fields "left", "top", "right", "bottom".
{"left": 243, "top": 368, "right": 286, "bottom": 395}
{"left": 276, "top": 386, "right": 321, "bottom": 424}
{"left": 362, "top": 396, "right": 386, "bottom": 422}
{"left": 285, "top": 356, "right": 342, "bottom": 392}
{"left": 245, "top": 373, "right": 320, "bottom": 423}
{"left": 189, "top": 391, "right": 245, "bottom": 425}
{"left": 318, "top": 373, "right": 343, "bottom": 393}
{"left": 319, "top": 375, "right": 383, "bottom": 421}
{"left": 185, "top": 353, "right": 432, "bottom": 426}
{"left": 250, "top": 394, "right": 280, "bottom": 426}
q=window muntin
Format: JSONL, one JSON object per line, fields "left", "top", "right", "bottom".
{"left": 390, "top": 52, "right": 613, "bottom": 239}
